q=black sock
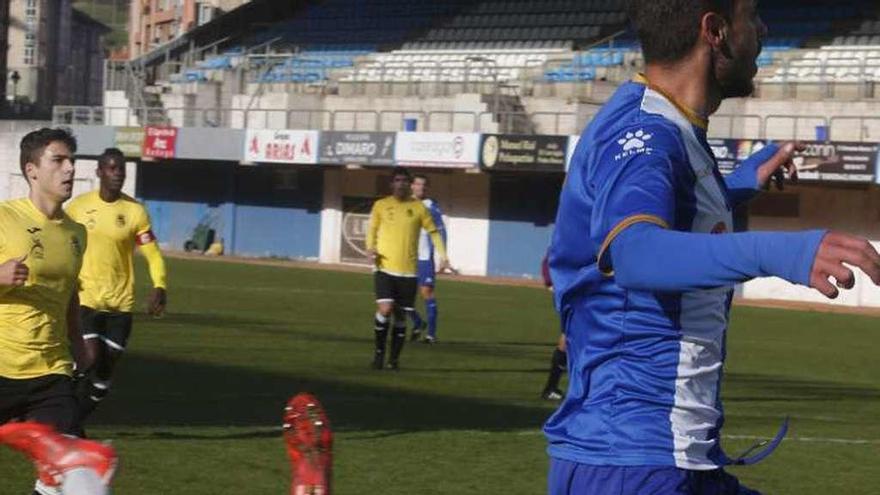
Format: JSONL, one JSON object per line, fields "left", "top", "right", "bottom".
{"left": 374, "top": 313, "right": 390, "bottom": 355}
{"left": 77, "top": 377, "right": 111, "bottom": 423}
{"left": 390, "top": 325, "right": 407, "bottom": 363}
{"left": 545, "top": 349, "right": 567, "bottom": 391}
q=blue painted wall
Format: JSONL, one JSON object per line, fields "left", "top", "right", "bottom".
{"left": 486, "top": 173, "right": 563, "bottom": 278}
{"left": 137, "top": 161, "right": 323, "bottom": 260}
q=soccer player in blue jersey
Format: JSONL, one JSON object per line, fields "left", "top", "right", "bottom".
{"left": 546, "top": 1, "right": 880, "bottom": 493}
{"left": 408, "top": 174, "right": 447, "bottom": 344}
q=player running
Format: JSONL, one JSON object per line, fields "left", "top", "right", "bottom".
{"left": 66, "top": 148, "right": 167, "bottom": 432}
{"left": 366, "top": 167, "right": 448, "bottom": 370}
{"left": 546, "top": 1, "right": 880, "bottom": 493}
{"left": 0, "top": 128, "right": 92, "bottom": 495}
{"left": 408, "top": 174, "right": 447, "bottom": 344}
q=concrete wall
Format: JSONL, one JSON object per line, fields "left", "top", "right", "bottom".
{"left": 714, "top": 98, "right": 880, "bottom": 141}
{"left": 137, "top": 160, "right": 322, "bottom": 260}
{"left": 228, "top": 92, "right": 492, "bottom": 133}
{"left": 486, "top": 172, "right": 562, "bottom": 278}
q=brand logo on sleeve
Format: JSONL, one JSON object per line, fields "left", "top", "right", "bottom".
{"left": 614, "top": 129, "right": 653, "bottom": 161}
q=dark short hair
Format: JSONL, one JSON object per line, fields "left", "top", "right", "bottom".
{"left": 19, "top": 127, "right": 77, "bottom": 178}
{"left": 626, "top": 0, "right": 734, "bottom": 64}
{"left": 390, "top": 166, "right": 411, "bottom": 180}
{"left": 412, "top": 173, "right": 429, "bottom": 184}
{"left": 98, "top": 147, "right": 125, "bottom": 168}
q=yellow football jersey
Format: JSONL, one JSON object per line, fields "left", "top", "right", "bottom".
{"left": 66, "top": 191, "right": 163, "bottom": 312}
{"left": 366, "top": 196, "right": 446, "bottom": 276}
{"left": 0, "top": 198, "right": 86, "bottom": 379}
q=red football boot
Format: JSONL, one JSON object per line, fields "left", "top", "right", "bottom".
{"left": 283, "top": 393, "right": 333, "bottom": 495}
{"left": 0, "top": 421, "right": 117, "bottom": 487}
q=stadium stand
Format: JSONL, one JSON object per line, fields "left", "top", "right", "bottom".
{"left": 56, "top": 0, "right": 880, "bottom": 139}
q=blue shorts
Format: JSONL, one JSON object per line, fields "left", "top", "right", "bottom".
{"left": 549, "top": 458, "right": 761, "bottom": 495}
{"left": 417, "top": 259, "right": 435, "bottom": 287}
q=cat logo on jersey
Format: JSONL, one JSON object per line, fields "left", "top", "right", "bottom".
{"left": 406, "top": 209, "right": 413, "bottom": 217}
{"left": 116, "top": 214, "right": 126, "bottom": 228}
{"left": 29, "top": 236, "right": 44, "bottom": 259}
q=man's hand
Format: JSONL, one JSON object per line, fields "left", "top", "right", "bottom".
{"left": 756, "top": 141, "right": 803, "bottom": 190}
{"left": 70, "top": 336, "right": 95, "bottom": 373}
{"left": 437, "top": 258, "right": 451, "bottom": 273}
{"left": 366, "top": 249, "right": 378, "bottom": 265}
{"left": 810, "top": 232, "right": 880, "bottom": 299}
{"left": 147, "top": 287, "right": 167, "bottom": 317}
{"left": 0, "top": 255, "right": 28, "bottom": 287}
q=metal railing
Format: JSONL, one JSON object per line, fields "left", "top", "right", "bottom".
{"left": 828, "top": 115, "right": 880, "bottom": 141}
{"left": 53, "top": 106, "right": 579, "bottom": 135}
{"left": 53, "top": 105, "right": 880, "bottom": 142}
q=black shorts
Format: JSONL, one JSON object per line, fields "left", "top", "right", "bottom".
{"left": 0, "top": 374, "right": 77, "bottom": 434}
{"left": 374, "top": 271, "right": 418, "bottom": 309}
{"left": 80, "top": 306, "right": 133, "bottom": 352}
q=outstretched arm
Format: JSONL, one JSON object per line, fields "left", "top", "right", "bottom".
{"left": 610, "top": 224, "right": 880, "bottom": 298}
{"left": 724, "top": 142, "right": 801, "bottom": 207}
{"left": 592, "top": 133, "right": 878, "bottom": 297}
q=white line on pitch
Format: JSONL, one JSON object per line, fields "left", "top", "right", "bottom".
{"left": 512, "top": 430, "right": 879, "bottom": 445}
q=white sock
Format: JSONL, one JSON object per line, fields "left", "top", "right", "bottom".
{"left": 62, "top": 468, "right": 108, "bottom": 495}
{"left": 34, "top": 479, "right": 62, "bottom": 495}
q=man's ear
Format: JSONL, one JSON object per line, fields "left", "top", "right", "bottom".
{"left": 24, "top": 162, "right": 37, "bottom": 182}
{"left": 702, "top": 11, "right": 731, "bottom": 58}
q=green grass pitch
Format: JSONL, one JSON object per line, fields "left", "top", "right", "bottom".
{"left": 0, "top": 257, "right": 877, "bottom": 494}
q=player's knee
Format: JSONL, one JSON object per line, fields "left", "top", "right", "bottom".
{"left": 376, "top": 302, "right": 394, "bottom": 316}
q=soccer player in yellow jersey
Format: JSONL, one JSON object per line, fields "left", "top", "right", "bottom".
{"left": 0, "top": 128, "right": 91, "bottom": 494}
{"left": 66, "top": 148, "right": 167, "bottom": 430}
{"left": 366, "top": 167, "right": 448, "bottom": 370}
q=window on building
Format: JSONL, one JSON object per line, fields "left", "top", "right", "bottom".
{"left": 24, "top": 0, "right": 37, "bottom": 65}
{"left": 198, "top": 3, "right": 215, "bottom": 26}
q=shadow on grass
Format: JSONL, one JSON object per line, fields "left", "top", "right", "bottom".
{"left": 89, "top": 353, "right": 555, "bottom": 437}
{"left": 138, "top": 312, "right": 554, "bottom": 357}
{"left": 723, "top": 373, "right": 880, "bottom": 402}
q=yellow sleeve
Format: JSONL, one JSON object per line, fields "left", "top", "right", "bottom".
{"left": 366, "top": 201, "right": 380, "bottom": 251}
{"left": 138, "top": 242, "right": 167, "bottom": 289}
{"left": 421, "top": 206, "right": 447, "bottom": 260}
{"left": 134, "top": 205, "right": 166, "bottom": 289}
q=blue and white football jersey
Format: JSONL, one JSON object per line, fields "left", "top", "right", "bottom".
{"left": 545, "top": 75, "right": 737, "bottom": 470}
{"left": 417, "top": 198, "right": 447, "bottom": 262}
